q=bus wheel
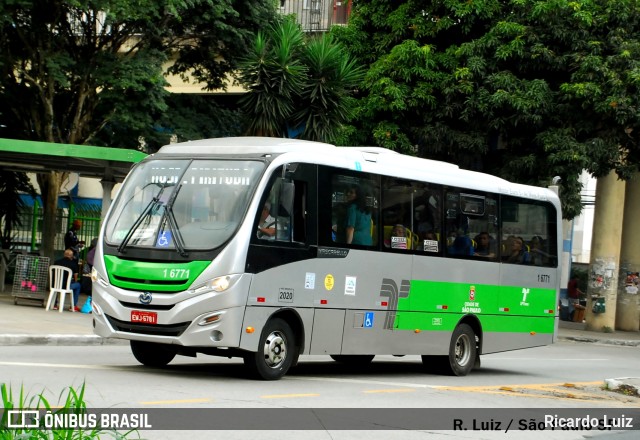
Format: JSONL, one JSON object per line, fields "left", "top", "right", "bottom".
{"left": 130, "top": 341, "right": 176, "bottom": 367}
{"left": 244, "top": 318, "right": 296, "bottom": 380}
{"left": 446, "top": 323, "right": 476, "bottom": 376}
{"left": 329, "top": 355, "right": 375, "bottom": 364}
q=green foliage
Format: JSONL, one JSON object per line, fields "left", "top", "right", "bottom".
{"left": 0, "top": 172, "right": 35, "bottom": 249}
{"left": 237, "top": 18, "right": 365, "bottom": 142}
{"left": 335, "top": 0, "right": 640, "bottom": 219}
{"left": 0, "top": 0, "right": 277, "bottom": 258}
{"left": 0, "top": 0, "right": 277, "bottom": 147}
{"left": 1, "top": 382, "right": 138, "bottom": 439}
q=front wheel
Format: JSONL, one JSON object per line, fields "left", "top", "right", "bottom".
{"left": 244, "top": 318, "right": 297, "bottom": 380}
{"left": 130, "top": 341, "right": 177, "bottom": 367}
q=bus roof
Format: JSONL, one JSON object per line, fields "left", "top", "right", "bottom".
{"left": 157, "top": 136, "right": 336, "bottom": 155}
{"left": 152, "top": 137, "right": 557, "bottom": 203}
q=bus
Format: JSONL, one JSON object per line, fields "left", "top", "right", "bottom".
{"left": 91, "top": 137, "right": 561, "bottom": 380}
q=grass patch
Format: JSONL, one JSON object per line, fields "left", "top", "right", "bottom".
{"left": 1, "top": 382, "right": 139, "bottom": 439}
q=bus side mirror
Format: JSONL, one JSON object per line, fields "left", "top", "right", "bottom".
{"left": 276, "top": 180, "right": 294, "bottom": 218}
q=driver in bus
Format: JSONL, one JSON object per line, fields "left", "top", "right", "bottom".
{"left": 257, "top": 202, "right": 276, "bottom": 240}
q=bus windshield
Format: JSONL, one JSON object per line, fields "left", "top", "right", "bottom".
{"left": 104, "top": 159, "right": 264, "bottom": 251}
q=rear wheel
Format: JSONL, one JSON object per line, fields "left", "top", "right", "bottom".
{"left": 244, "top": 318, "right": 297, "bottom": 380}
{"left": 422, "top": 323, "right": 477, "bottom": 376}
{"left": 330, "top": 355, "right": 375, "bottom": 365}
{"left": 130, "top": 341, "right": 177, "bottom": 367}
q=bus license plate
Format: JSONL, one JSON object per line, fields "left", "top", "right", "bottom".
{"left": 131, "top": 310, "right": 157, "bottom": 324}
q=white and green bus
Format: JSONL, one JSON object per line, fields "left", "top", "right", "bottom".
{"left": 92, "top": 137, "right": 561, "bottom": 380}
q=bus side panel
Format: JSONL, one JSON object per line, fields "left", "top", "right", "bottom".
{"left": 309, "top": 309, "right": 345, "bottom": 354}
{"left": 482, "top": 328, "right": 554, "bottom": 354}
{"left": 340, "top": 309, "right": 451, "bottom": 355}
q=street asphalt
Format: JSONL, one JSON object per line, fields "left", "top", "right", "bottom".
{"left": 1, "top": 288, "right": 638, "bottom": 395}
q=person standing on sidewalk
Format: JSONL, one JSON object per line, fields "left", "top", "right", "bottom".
{"left": 567, "top": 275, "right": 584, "bottom": 321}
{"left": 64, "top": 219, "right": 85, "bottom": 261}
{"left": 54, "top": 249, "right": 82, "bottom": 311}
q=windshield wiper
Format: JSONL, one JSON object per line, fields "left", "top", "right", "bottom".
{"left": 164, "top": 184, "right": 188, "bottom": 258}
{"left": 117, "top": 183, "right": 171, "bottom": 254}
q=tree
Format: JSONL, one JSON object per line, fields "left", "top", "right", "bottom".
{"left": 0, "top": 171, "right": 35, "bottom": 250}
{"left": 0, "top": 0, "right": 278, "bottom": 257}
{"left": 333, "top": 0, "right": 640, "bottom": 219}
{"left": 237, "top": 18, "right": 364, "bottom": 143}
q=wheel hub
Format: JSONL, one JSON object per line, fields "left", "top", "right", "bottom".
{"left": 263, "top": 331, "right": 287, "bottom": 368}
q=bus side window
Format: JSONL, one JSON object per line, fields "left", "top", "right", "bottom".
{"left": 500, "top": 196, "right": 558, "bottom": 267}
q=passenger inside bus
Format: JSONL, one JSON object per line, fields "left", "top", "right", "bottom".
{"left": 344, "top": 185, "right": 373, "bottom": 245}
{"left": 384, "top": 224, "right": 409, "bottom": 249}
{"left": 529, "top": 235, "right": 550, "bottom": 266}
{"left": 257, "top": 202, "right": 276, "bottom": 240}
{"left": 504, "top": 236, "right": 531, "bottom": 264}
{"left": 473, "top": 232, "right": 496, "bottom": 259}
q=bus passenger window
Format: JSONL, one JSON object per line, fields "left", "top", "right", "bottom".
{"left": 330, "top": 173, "right": 377, "bottom": 247}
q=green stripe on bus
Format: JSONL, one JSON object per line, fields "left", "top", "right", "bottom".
{"left": 103, "top": 256, "right": 211, "bottom": 292}
{"left": 393, "top": 280, "right": 556, "bottom": 333}
{"left": 394, "top": 312, "right": 555, "bottom": 334}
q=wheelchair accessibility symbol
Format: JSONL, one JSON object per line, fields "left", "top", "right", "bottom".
{"left": 156, "top": 231, "right": 172, "bottom": 248}
{"left": 364, "top": 312, "right": 374, "bottom": 328}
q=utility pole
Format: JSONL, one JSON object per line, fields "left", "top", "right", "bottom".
{"left": 617, "top": 172, "right": 640, "bottom": 331}
{"left": 585, "top": 172, "right": 625, "bottom": 332}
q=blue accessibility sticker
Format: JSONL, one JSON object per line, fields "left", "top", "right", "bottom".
{"left": 364, "top": 312, "right": 374, "bottom": 328}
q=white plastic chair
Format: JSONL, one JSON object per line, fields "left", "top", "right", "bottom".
{"left": 46, "top": 265, "right": 75, "bottom": 313}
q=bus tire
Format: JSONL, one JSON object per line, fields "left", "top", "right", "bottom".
{"left": 446, "top": 323, "right": 476, "bottom": 376}
{"left": 244, "top": 318, "right": 296, "bottom": 380}
{"left": 329, "top": 355, "right": 375, "bottom": 364}
{"left": 130, "top": 341, "right": 176, "bottom": 367}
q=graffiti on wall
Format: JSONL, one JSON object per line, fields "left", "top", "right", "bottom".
{"left": 589, "top": 257, "right": 617, "bottom": 293}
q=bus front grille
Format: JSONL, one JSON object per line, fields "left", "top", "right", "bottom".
{"left": 105, "top": 315, "right": 190, "bottom": 337}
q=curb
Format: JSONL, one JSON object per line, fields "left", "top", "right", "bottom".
{"left": 0, "top": 334, "right": 128, "bottom": 346}
{"left": 557, "top": 335, "right": 640, "bottom": 347}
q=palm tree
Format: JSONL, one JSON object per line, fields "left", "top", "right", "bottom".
{"left": 295, "top": 33, "right": 364, "bottom": 143}
{"left": 238, "top": 19, "right": 364, "bottom": 142}
{"left": 237, "top": 19, "right": 306, "bottom": 138}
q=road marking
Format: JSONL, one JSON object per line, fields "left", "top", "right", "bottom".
{"left": 363, "top": 389, "right": 416, "bottom": 394}
{"left": 261, "top": 393, "right": 320, "bottom": 399}
{"left": 140, "top": 398, "right": 212, "bottom": 405}
{"left": 286, "top": 376, "right": 439, "bottom": 389}
{"left": 0, "top": 361, "right": 134, "bottom": 371}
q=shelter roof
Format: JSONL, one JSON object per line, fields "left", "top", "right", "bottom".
{"left": 0, "top": 138, "right": 146, "bottom": 182}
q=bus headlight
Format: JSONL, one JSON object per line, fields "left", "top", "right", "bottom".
{"left": 211, "top": 276, "right": 231, "bottom": 292}
{"left": 91, "top": 267, "right": 109, "bottom": 286}
{"left": 190, "top": 274, "right": 241, "bottom": 294}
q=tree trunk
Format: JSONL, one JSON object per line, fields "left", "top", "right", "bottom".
{"left": 37, "top": 171, "right": 64, "bottom": 260}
